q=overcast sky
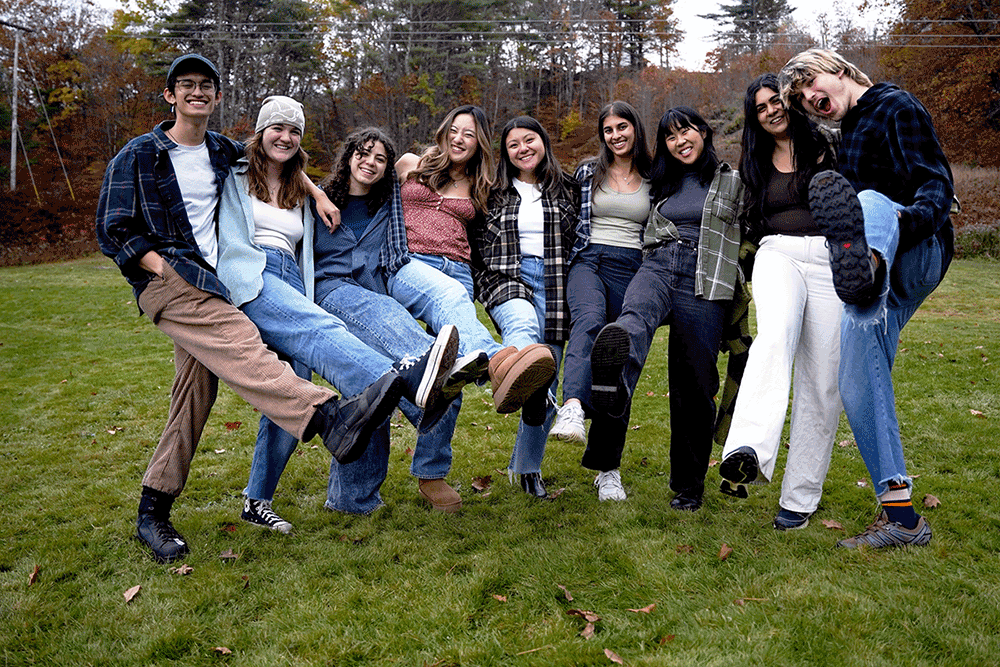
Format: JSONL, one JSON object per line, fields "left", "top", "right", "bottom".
{"left": 670, "top": 0, "right": 886, "bottom": 70}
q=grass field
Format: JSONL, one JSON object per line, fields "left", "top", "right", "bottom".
{"left": 2, "top": 255, "right": 999, "bottom": 666}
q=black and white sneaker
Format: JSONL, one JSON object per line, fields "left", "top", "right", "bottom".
{"left": 441, "top": 350, "right": 490, "bottom": 402}
{"left": 394, "top": 325, "right": 459, "bottom": 410}
{"left": 242, "top": 497, "right": 293, "bottom": 534}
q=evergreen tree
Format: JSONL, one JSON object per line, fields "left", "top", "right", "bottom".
{"left": 701, "top": 0, "right": 792, "bottom": 56}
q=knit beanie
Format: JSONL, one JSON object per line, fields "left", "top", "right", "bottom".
{"left": 255, "top": 95, "right": 305, "bottom": 134}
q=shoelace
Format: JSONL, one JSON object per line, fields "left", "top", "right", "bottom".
{"left": 396, "top": 355, "right": 419, "bottom": 371}
{"left": 254, "top": 501, "right": 286, "bottom": 526}
{"left": 152, "top": 518, "right": 184, "bottom": 543}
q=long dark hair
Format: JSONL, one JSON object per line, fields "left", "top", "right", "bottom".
{"left": 494, "top": 116, "right": 572, "bottom": 204}
{"left": 584, "top": 101, "right": 651, "bottom": 189}
{"left": 319, "top": 127, "right": 397, "bottom": 216}
{"left": 739, "top": 73, "right": 836, "bottom": 241}
{"left": 649, "top": 106, "right": 718, "bottom": 202}
{"left": 409, "top": 105, "right": 495, "bottom": 214}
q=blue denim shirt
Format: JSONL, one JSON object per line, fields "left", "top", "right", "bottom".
{"left": 216, "top": 158, "right": 317, "bottom": 307}
{"left": 95, "top": 121, "right": 243, "bottom": 306}
{"left": 313, "top": 177, "right": 408, "bottom": 303}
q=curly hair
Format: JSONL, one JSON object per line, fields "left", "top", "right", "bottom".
{"left": 244, "top": 130, "right": 309, "bottom": 210}
{"left": 407, "top": 105, "right": 495, "bottom": 214}
{"left": 319, "top": 128, "right": 398, "bottom": 216}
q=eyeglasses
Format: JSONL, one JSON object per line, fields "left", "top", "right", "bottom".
{"left": 175, "top": 79, "right": 217, "bottom": 93}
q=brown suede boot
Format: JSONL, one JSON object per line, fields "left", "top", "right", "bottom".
{"left": 418, "top": 478, "right": 462, "bottom": 513}
{"left": 488, "top": 344, "right": 556, "bottom": 413}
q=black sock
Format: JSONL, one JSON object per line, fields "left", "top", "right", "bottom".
{"left": 882, "top": 482, "right": 919, "bottom": 529}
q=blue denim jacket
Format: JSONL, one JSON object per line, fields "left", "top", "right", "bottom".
{"left": 95, "top": 121, "right": 243, "bottom": 306}
{"left": 216, "top": 158, "right": 317, "bottom": 307}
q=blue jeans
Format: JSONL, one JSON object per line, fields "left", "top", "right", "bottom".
{"left": 589, "top": 242, "right": 728, "bottom": 497}
{"left": 488, "top": 256, "right": 563, "bottom": 474}
{"left": 565, "top": 244, "right": 642, "bottom": 471}
{"left": 240, "top": 248, "right": 456, "bottom": 513}
{"left": 388, "top": 253, "right": 502, "bottom": 356}
{"left": 839, "top": 191, "right": 948, "bottom": 498}
{"left": 563, "top": 243, "right": 643, "bottom": 405}
{"left": 318, "top": 283, "right": 457, "bottom": 513}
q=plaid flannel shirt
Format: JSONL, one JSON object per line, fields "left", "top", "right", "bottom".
{"left": 838, "top": 83, "right": 953, "bottom": 253}
{"left": 381, "top": 172, "right": 410, "bottom": 277}
{"left": 645, "top": 163, "right": 744, "bottom": 301}
{"left": 95, "top": 121, "right": 243, "bottom": 306}
{"left": 473, "top": 177, "right": 581, "bottom": 343}
{"left": 569, "top": 162, "right": 596, "bottom": 262}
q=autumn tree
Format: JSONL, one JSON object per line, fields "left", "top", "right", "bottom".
{"left": 879, "top": 0, "right": 1000, "bottom": 167}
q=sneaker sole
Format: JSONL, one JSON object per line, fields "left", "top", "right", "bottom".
{"left": 415, "top": 325, "right": 459, "bottom": 410}
{"left": 493, "top": 345, "right": 556, "bottom": 414}
{"left": 773, "top": 516, "right": 810, "bottom": 531}
{"left": 719, "top": 449, "right": 759, "bottom": 484}
{"left": 241, "top": 512, "right": 293, "bottom": 534}
{"left": 808, "top": 171, "right": 873, "bottom": 305}
{"left": 330, "top": 374, "right": 405, "bottom": 464}
{"left": 590, "top": 324, "right": 630, "bottom": 416}
{"left": 549, "top": 426, "right": 586, "bottom": 444}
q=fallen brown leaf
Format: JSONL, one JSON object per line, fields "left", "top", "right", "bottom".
{"left": 471, "top": 475, "right": 492, "bottom": 492}
{"left": 580, "top": 622, "right": 596, "bottom": 639}
{"left": 923, "top": 493, "right": 941, "bottom": 508}
{"left": 225, "top": 421, "right": 241, "bottom": 431}
{"left": 492, "top": 594, "right": 507, "bottom": 602}
{"left": 242, "top": 575, "right": 250, "bottom": 589}
{"left": 970, "top": 409, "right": 987, "bottom": 418}
{"left": 557, "top": 584, "right": 573, "bottom": 601}
{"left": 123, "top": 584, "right": 141, "bottom": 603}
{"left": 546, "top": 487, "right": 566, "bottom": 499}
{"left": 658, "top": 634, "right": 676, "bottom": 645}
{"left": 708, "top": 459, "right": 719, "bottom": 467}
{"left": 28, "top": 564, "right": 39, "bottom": 586}
{"left": 566, "top": 609, "right": 600, "bottom": 623}
{"left": 169, "top": 564, "right": 194, "bottom": 575}
{"left": 639, "top": 457, "right": 649, "bottom": 467}
{"left": 837, "top": 439, "right": 853, "bottom": 448}
{"left": 219, "top": 549, "right": 239, "bottom": 561}
{"left": 604, "top": 648, "right": 624, "bottom": 664}
{"left": 627, "top": 603, "right": 656, "bottom": 614}
{"left": 676, "top": 544, "right": 693, "bottom": 554}
{"left": 404, "top": 447, "right": 414, "bottom": 456}
{"left": 221, "top": 523, "right": 237, "bottom": 533}
{"left": 718, "top": 543, "right": 733, "bottom": 560}
{"left": 821, "top": 519, "right": 844, "bottom": 530}
{"left": 213, "top": 647, "right": 232, "bottom": 655}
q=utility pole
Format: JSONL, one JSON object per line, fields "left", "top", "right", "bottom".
{"left": 2, "top": 19, "right": 34, "bottom": 192}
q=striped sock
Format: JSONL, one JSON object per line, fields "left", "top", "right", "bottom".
{"left": 880, "top": 482, "right": 919, "bottom": 529}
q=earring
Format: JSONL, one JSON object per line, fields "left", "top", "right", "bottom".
{"left": 170, "top": 105, "right": 175, "bottom": 114}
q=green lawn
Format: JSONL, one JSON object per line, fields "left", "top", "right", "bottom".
{"left": 2, "top": 255, "right": 998, "bottom": 666}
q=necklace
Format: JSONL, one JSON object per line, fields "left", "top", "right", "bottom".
{"left": 612, "top": 166, "right": 635, "bottom": 188}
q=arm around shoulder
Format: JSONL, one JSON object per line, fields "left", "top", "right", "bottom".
{"left": 395, "top": 152, "right": 421, "bottom": 182}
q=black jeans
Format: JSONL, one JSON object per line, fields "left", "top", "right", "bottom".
{"left": 582, "top": 242, "right": 728, "bottom": 498}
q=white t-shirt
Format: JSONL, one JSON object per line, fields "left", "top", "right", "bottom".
{"left": 513, "top": 178, "right": 544, "bottom": 258}
{"left": 251, "top": 194, "right": 304, "bottom": 256}
{"left": 169, "top": 141, "right": 218, "bottom": 267}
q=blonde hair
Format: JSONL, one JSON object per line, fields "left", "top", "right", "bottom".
{"left": 408, "top": 105, "right": 495, "bottom": 215}
{"left": 779, "top": 48, "right": 873, "bottom": 109}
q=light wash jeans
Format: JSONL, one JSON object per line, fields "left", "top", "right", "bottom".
{"left": 488, "top": 256, "right": 563, "bottom": 475}
{"left": 240, "top": 248, "right": 456, "bottom": 513}
{"left": 721, "top": 235, "right": 843, "bottom": 513}
{"left": 388, "top": 253, "right": 502, "bottom": 357}
{"left": 318, "top": 282, "right": 457, "bottom": 513}
{"left": 840, "top": 191, "right": 948, "bottom": 499}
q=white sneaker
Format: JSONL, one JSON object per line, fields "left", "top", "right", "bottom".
{"left": 594, "top": 469, "right": 626, "bottom": 501}
{"left": 549, "top": 402, "right": 586, "bottom": 444}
